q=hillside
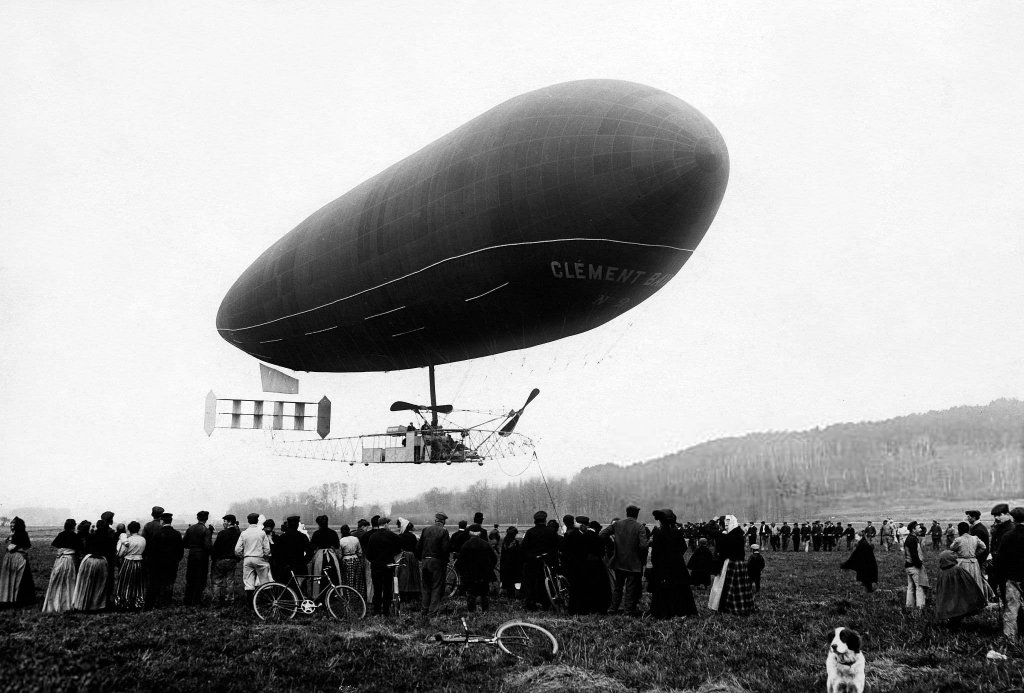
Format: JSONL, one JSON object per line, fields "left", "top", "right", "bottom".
{"left": 392, "top": 399, "right": 1024, "bottom": 523}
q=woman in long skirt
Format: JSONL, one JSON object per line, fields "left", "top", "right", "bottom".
{"left": 310, "top": 515, "right": 342, "bottom": 588}
{"left": 396, "top": 519, "right": 421, "bottom": 606}
{"left": 73, "top": 521, "right": 110, "bottom": 612}
{"left": 498, "top": 527, "right": 523, "bottom": 599}
{"left": 934, "top": 549, "right": 987, "bottom": 623}
{"left": 710, "top": 515, "right": 755, "bottom": 615}
{"left": 114, "top": 521, "right": 146, "bottom": 610}
{"left": 0, "top": 517, "right": 36, "bottom": 607}
{"left": 649, "top": 509, "right": 697, "bottom": 618}
{"left": 949, "top": 522, "right": 995, "bottom": 600}
{"left": 42, "top": 519, "right": 82, "bottom": 613}
{"left": 338, "top": 524, "right": 366, "bottom": 599}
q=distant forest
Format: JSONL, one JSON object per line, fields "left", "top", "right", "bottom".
{"left": 389, "top": 399, "right": 1024, "bottom": 524}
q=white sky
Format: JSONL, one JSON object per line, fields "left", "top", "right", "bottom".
{"left": 2, "top": 3, "right": 1023, "bottom": 521}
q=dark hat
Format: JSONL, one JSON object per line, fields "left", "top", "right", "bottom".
{"left": 562, "top": 514, "right": 575, "bottom": 525}
{"left": 371, "top": 515, "right": 381, "bottom": 526}
{"left": 223, "top": 514, "right": 238, "bottom": 524}
{"left": 574, "top": 515, "right": 590, "bottom": 526}
{"left": 652, "top": 509, "right": 665, "bottom": 521}
{"left": 907, "top": 521, "right": 918, "bottom": 531}
{"left": 246, "top": 513, "right": 259, "bottom": 524}
{"left": 533, "top": 510, "right": 548, "bottom": 522}
{"left": 458, "top": 520, "right": 468, "bottom": 529}
{"left": 151, "top": 506, "right": 165, "bottom": 517}
{"left": 197, "top": 510, "right": 209, "bottom": 521}
{"left": 468, "top": 524, "right": 482, "bottom": 533}
{"left": 965, "top": 509, "right": 981, "bottom": 519}
{"left": 357, "top": 518, "right": 370, "bottom": 527}
{"left": 434, "top": 512, "right": 448, "bottom": 522}
{"left": 263, "top": 519, "right": 275, "bottom": 528}
{"left": 100, "top": 511, "right": 114, "bottom": 523}
{"left": 316, "top": 515, "right": 329, "bottom": 527}
{"left": 992, "top": 503, "right": 1010, "bottom": 516}
{"left": 160, "top": 512, "right": 173, "bottom": 521}
{"left": 473, "top": 512, "right": 484, "bottom": 524}
{"left": 626, "top": 504, "right": 641, "bottom": 515}
{"left": 505, "top": 526, "right": 518, "bottom": 535}
{"left": 1010, "top": 507, "right": 1024, "bottom": 523}
{"left": 287, "top": 515, "right": 300, "bottom": 523}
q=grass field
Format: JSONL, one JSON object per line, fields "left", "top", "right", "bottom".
{"left": 2, "top": 531, "right": 1024, "bottom": 692}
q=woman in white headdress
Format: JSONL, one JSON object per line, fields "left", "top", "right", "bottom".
{"left": 708, "top": 515, "right": 755, "bottom": 615}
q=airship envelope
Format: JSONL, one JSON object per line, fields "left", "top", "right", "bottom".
{"left": 217, "top": 79, "right": 729, "bottom": 372}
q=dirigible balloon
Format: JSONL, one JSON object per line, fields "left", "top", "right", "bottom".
{"left": 217, "top": 79, "right": 729, "bottom": 372}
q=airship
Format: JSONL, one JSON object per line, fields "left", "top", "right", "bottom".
{"left": 217, "top": 79, "right": 729, "bottom": 373}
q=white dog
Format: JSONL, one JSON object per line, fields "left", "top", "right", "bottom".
{"left": 826, "top": 627, "right": 865, "bottom": 693}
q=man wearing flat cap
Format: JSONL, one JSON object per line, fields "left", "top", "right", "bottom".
{"left": 993, "top": 507, "right": 1024, "bottom": 644}
{"left": 600, "top": 504, "right": 648, "bottom": 616}
{"left": 141, "top": 506, "right": 165, "bottom": 609}
{"left": 416, "top": 512, "right": 451, "bottom": 614}
{"left": 212, "top": 514, "right": 241, "bottom": 603}
{"left": 520, "top": 510, "right": 559, "bottom": 610}
{"left": 989, "top": 503, "right": 1014, "bottom": 604}
{"left": 183, "top": 511, "right": 213, "bottom": 606}
{"left": 966, "top": 510, "right": 991, "bottom": 562}
{"left": 365, "top": 517, "right": 402, "bottom": 616}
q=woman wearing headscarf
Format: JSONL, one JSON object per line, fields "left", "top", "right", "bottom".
{"left": 42, "top": 519, "right": 81, "bottom": 613}
{"left": 709, "top": 515, "right": 754, "bottom": 615}
{"left": 0, "top": 517, "right": 36, "bottom": 607}
{"left": 338, "top": 524, "right": 366, "bottom": 599}
{"left": 396, "top": 518, "right": 421, "bottom": 606}
{"left": 949, "top": 521, "right": 995, "bottom": 600}
{"left": 114, "top": 521, "right": 146, "bottom": 610}
{"left": 934, "top": 549, "right": 987, "bottom": 624}
{"left": 498, "top": 526, "right": 523, "bottom": 599}
{"left": 72, "top": 519, "right": 110, "bottom": 612}
{"left": 310, "top": 515, "right": 342, "bottom": 587}
{"left": 649, "top": 509, "right": 697, "bottom": 619}
{"left": 840, "top": 531, "right": 878, "bottom": 592}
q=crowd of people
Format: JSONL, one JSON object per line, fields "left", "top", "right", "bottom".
{"left": 2, "top": 503, "right": 1022, "bottom": 646}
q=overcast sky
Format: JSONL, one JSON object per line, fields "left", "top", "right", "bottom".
{"left": 2, "top": 3, "right": 1022, "bottom": 521}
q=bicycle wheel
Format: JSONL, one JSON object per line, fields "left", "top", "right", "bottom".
{"left": 326, "top": 584, "right": 367, "bottom": 621}
{"left": 444, "top": 565, "right": 460, "bottom": 599}
{"left": 253, "top": 582, "right": 300, "bottom": 621}
{"left": 555, "top": 575, "right": 571, "bottom": 611}
{"left": 495, "top": 620, "right": 559, "bottom": 661}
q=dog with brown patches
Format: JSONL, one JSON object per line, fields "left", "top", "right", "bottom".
{"left": 826, "top": 627, "right": 865, "bottom": 693}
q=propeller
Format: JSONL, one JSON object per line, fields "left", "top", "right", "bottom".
{"left": 498, "top": 388, "right": 540, "bottom": 437}
{"left": 390, "top": 401, "right": 454, "bottom": 414}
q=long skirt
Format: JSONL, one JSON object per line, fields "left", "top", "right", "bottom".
{"left": 42, "top": 551, "right": 77, "bottom": 613}
{"left": 956, "top": 557, "right": 996, "bottom": 600}
{"left": 312, "top": 548, "right": 342, "bottom": 586}
{"left": 341, "top": 555, "right": 367, "bottom": 600}
{"left": 72, "top": 555, "right": 108, "bottom": 612}
{"left": 650, "top": 577, "right": 698, "bottom": 618}
{"left": 0, "top": 551, "right": 35, "bottom": 606}
{"left": 935, "top": 565, "right": 987, "bottom": 621}
{"left": 714, "top": 559, "right": 755, "bottom": 615}
{"left": 114, "top": 560, "right": 146, "bottom": 611}
{"left": 397, "top": 550, "right": 422, "bottom": 596}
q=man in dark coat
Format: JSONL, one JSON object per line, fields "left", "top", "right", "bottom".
{"left": 142, "top": 505, "right": 165, "bottom": 609}
{"left": 211, "top": 514, "right": 241, "bottom": 603}
{"left": 521, "top": 510, "right": 559, "bottom": 610}
{"left": 780, "top": 522, "right": 792, "bottom": 551}
{"left": 599, "top": 504, "right": 649, "bottom": 616}
{"left": 364, "top": 518, "right": 401, "bottom": 616}
{"left": 747, "top": 544, "right": 766, "bottom": 593}
{"left": 992, "top": 507, "right": 1024, "bottom": 644}
{"left": 183, "top": 510, "right": 213, "bottom": 606}
{"left": 416, "top": 512, "right": 451, "bottom": 614}
{"left": 460, "top": 527, "right": 497, "bottom": 612}
{"left": 274, "top": 516, "right": 313, "bottom": 580}
{"left": 966, "top": 509, "right": 991, "bottom": 561}
{"left": 151, "top": 512, "right": 184, "bottom": 607}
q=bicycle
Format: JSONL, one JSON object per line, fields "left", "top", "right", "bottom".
{"left": 388, "top": 559, "right": 404, "bottom": 616}
{"left": 252, "top": 570, "right": 367, "bottom": 623}
{"left": 433, "top": 617, "right": 558, "bottom": 661}
{"left": 537, "top": 552, "right": 570, "bottom": 614}
{"left": 444, "top": 562, "right": 461, "bottom": 600}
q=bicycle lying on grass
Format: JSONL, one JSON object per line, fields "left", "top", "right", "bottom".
{"left": 253, "top": 571, "right": 367, "bottom": 623}
{"left": 432, "top": 617, "right": 559, "bottom": 661}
